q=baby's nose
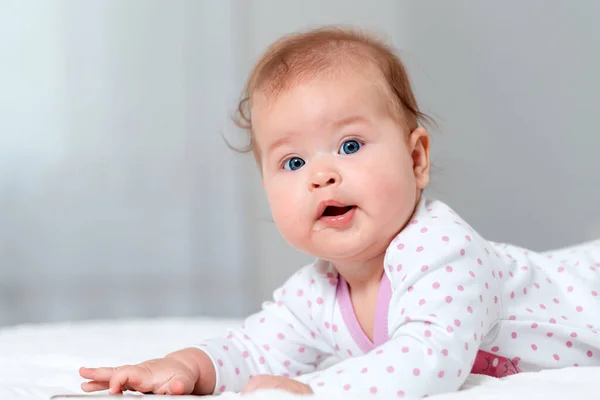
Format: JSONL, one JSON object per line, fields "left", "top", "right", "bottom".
{"left": 309, "top": 170, "right": 342, "bottom": 190}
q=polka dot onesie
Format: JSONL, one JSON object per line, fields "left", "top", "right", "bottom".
{"left": 196, "top": 197, "right": 600, "bottom": 398}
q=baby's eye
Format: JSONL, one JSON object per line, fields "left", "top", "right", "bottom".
{"left": 283, "top": 157, "right": 305, "bottom": 171}
{"left": 339, "top": 140, "right": 361, "bottom": 155}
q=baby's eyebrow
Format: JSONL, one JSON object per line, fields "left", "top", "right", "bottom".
{"left": 332, "top": 115, "right": 369, "bottom": 129}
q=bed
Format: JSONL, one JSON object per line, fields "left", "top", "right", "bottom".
{"left": 0, "top": 317, "right": 597, "bottom": 399}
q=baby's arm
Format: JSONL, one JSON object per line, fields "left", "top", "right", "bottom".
{"left": 194, "top": 265, "right": 335, "bottom": 394}
{"left": 299, "top": 227, "right": 502, "bottom": 398}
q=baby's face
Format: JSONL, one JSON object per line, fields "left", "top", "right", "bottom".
{"left": 252, "top": 70, "right": 430, "bottom": 264}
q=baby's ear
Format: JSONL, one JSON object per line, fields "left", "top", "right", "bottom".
{"left": 409, "top": 127, "right": 431, "bottom": 190}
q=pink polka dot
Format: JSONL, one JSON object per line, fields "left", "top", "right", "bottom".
{"left": 376, "top": 349, "right": 384, "bottom": 355}
{"left": 547, "top": 332, "right": 554, "bottom": 338}
{"left": 419, "top": 299, "right": 426, "bottom": 305}
{"left": 570, "top": 332, "right": 578, "bottom": 338}
{"left": 361, "top": 368, "right": 368, "bottom": 374}
{"left": 550, "top": 318, "right": 556, "bottom": 324}
{"left": 420, "top": 227, "right": 428, "bottom": 233}
{"left": 329, "top": 279, "right": 337, "bottom": 286}
{"left": 553, "top": 298, "right": 560, "bottom": 304}
{"left": 442, "top": 236, "right": 449, "bottom": 242}
{"left": 558, "top": 266, "right": 564, "bottom": 273}
{"left": 568, "top": 285, "right": 574, "bottom": 292}
{"left": 421, "top": 265, "right": 429, "bottom": 272}
{"left": 442, "top": 349, "right": 449, "bottom": 356}
{"left": 523, "top": 288, "right": 528, "bottom": 295}
{"left": 223, "top": 345, "right": 229, "bottom": 351}
{"left": 259, "top": 357, "right": 265, "bottom": 364}
{"left": 531, "top": 322, "right": 538, "bottom": 328}
{"left": 512, "top": 332, "right": 517, "bottom": 339}
{"left": 277, "top": 333, "right": 285, "bottom": 340}
{"left": 408, "top": 286, "right": 414, "bottom": 292}
{"left": 433, "top": 282, "right": 440, "bottom": 289}
{"left": 427, "top": 348, "right": 433, "bottom": 355}
{"left": 467, "top": 306, "right": 473, "bottom": 313}
{"left": 465, "top": 235, "right": 472, "bottom": 242}
{"left": 446, "top": 265, "right": 453, "bottom": 272}
{"left": 454, "top": 319, "right": 461, "bottom": 327}
{"left": 332, "top": 324, "right": 338, "bottom": 332}
{"left": 425, "top": 330, "right": 432, "bottom": 337}
{"left": 219, "top": 385, "right": 226, "bottom": 392}
{"left": 235, "top": 367, "right": 240, "bottom": 375}
{"left": 413, "top": 368, "right": 421, "bottom": 376}
{"left": 416, "top": 246, "right": 424, "bottom": 252}
{"left": 566, "top": 341, "right": 573, "bottom": 348}
{"left": 469, "top": 271, "right": 476, "bottom": 278}
{"left": 218, "top": 359, "right": 224, "bottom": 367}
{"left": 477, "top": 258, "right": 483, "bottom": 265}
{"left": 540, "top": 304, "right": 546, "bottom": 310}
{"left": 509, "top": 315, "right": 516, "bottom": 320}
{"left": 457, "top": 369, "right": 462, "bottom": 377}
{"left": 587, "top": 351, "right": 593, "bottom": 357}
{"left": 491, "top": 346, "right": 499, "bottom": 352}
{"left": 370, "top": 387, "right": 378, "bottom": 394}
{"left": 316, "top": 297, "right": 324, "bottom": 305}
{"left": 317, "top": 382, "right": 324, "bottom": 387}
{"left": 263, "top": 344, "right": 270, "bottom": 351}
{"left": 402, "top": 346, "right": 410, "bottom": 353}
{"left": 324, "top": 321, "right": 330, "bottom": 329}
{"left": 411, "top": 219, "right": 418, "bottom": 224}
{"left": 531, "top": 344, "right": 538, "bottom": 350}
{"left": 445, "top": 296, "right": 453, "bottom": 303}
{"left": 387, "top": 366, "right": 395, "bottom": 373}
{"left": 242, "top": 351, "right": 249, "bottom": 358}
{"left": 553, "top": 354, "right": 560, "bottom": 361}
{"left": 284, "top": 360, "right": 291, "bottom": 367}
{"left": 347, "top": 349, "right": 353, "bottom": 356}
{"left": 438, "top": 370, "right": 445, "bottom": 378}
{"left": 396, "top": 264, "right": 403, "bottom": 272}
{"left": 457, "top": 285, "right": 464, "bottom": 291}
{"left": 297, "top": 289, "right": 303, "bottom": 296}
{"left": 576, "top": 306, "right": 583, "bottom": 312}
{"left": 460, "top": 249, "right": 466, "bottom": 256}
{"left": 397, "top": 390, "right": 405, "bottom": 397}
{"left": 446, "top": 326, "right": 454, "bottom": 333}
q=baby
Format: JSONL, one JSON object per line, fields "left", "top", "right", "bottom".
{"left": 79, "top": 26, "right": 600, "bottom": 398}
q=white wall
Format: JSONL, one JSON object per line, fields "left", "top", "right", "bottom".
{"left": 0, "top": 0, "right": 250, "bottom": 326}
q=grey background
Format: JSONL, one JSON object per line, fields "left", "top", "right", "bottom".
{"left": 1, "top": 0, "right": 598, "bottom": 327}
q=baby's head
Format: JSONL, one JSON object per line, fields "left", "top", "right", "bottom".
{"left": 234, "top": 26, "right": 432, "bottom": 265}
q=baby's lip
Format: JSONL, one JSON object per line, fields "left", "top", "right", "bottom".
{"left": 315, "top": 200, "right": 352, "bottom": 219}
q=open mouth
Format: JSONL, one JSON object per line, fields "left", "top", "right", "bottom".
{"left": 322, "top": 205, "right": 355, "bottom": 217}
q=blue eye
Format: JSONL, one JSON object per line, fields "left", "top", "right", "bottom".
{"left": 284, "top": 157, "right": 305, "bottom": 171}
{"left": 339, "top": 140, "right": 361, "bottom": 155}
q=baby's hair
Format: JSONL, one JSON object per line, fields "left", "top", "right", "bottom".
{"left": 230, "top": 25, "right": 434, "bottom": 154}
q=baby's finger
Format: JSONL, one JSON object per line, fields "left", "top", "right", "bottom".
{"left": 79, "top": 367, "right": 115, "bottom": 381}
{"left": 81, "top": 380, "right": 109, "bottom": 393}
{"left": 108, "top": 369, "right": 132, "bottom": 395}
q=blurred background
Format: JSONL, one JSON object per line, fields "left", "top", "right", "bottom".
{"left": 1, "top": 0, "right": 599, "bottom": 327}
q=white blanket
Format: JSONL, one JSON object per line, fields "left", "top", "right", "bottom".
{"left": 0, "top": 317, "right": 597, "bottom": 399}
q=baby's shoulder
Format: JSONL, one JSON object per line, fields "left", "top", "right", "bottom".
{"left": 384, "top": 197, "right": 495, "bottom": 277}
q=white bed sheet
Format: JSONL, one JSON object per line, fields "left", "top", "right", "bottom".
{"left": 0, "top": 317, "right": 597, "bottom": 399}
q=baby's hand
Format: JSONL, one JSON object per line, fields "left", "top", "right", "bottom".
{"left": 79, "top": 348, "right": 215, "bottom": 395}
{"left": 241, "top": 375, "right": 313, "bottom": 395}
{"left": 79, "top": 358, "right": 196, "bottom": 395}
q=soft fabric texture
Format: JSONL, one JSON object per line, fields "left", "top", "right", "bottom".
{"left": 0, "top": 317, "right": 599, "bottom": 399}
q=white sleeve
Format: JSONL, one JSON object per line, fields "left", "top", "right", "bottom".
{"left": 299, "top": 223, "right": 503, "bottom": 398}
{"left": 195, "top": 264, "right": 336, "bottom": 394}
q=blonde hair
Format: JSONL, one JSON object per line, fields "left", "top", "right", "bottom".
{"left": 231, "top": 25, "right": 432, "bottom": 154}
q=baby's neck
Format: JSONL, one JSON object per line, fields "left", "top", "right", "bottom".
{"left": 334, "top": 252, "right": 386, "bottom": 292}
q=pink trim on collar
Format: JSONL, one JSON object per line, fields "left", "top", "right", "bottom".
{"left": 337, "top": 272, "right": 391, "bottom": 353}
